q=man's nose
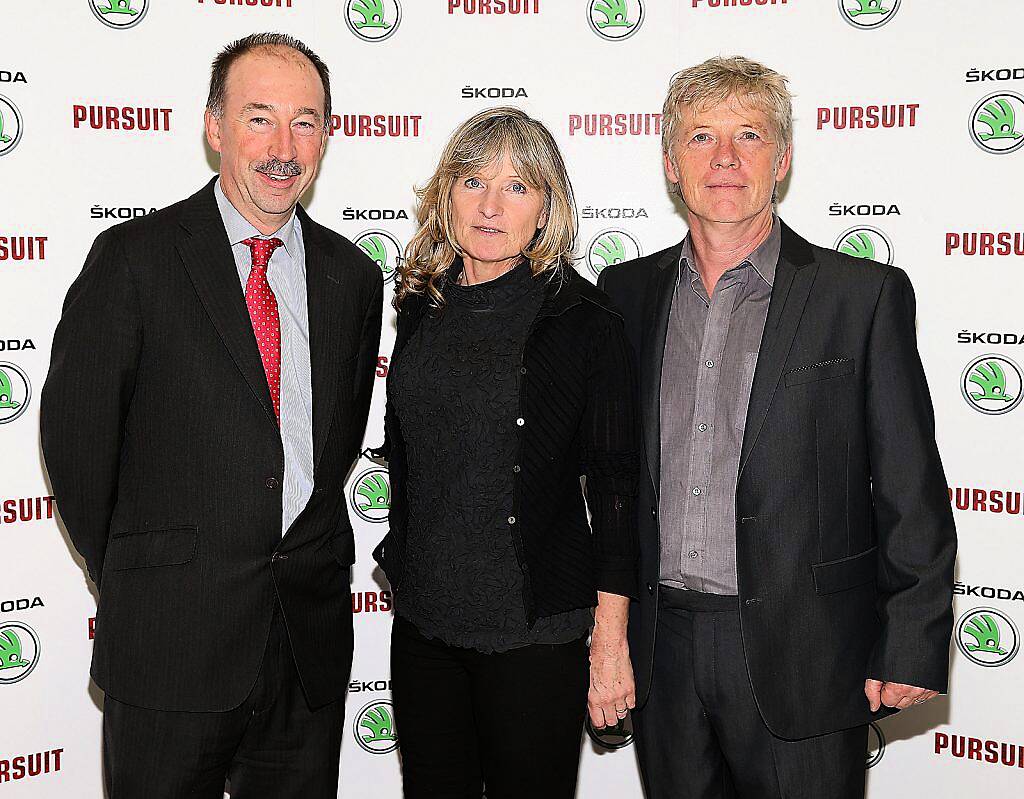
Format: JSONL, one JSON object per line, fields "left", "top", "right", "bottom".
{"left": 269, "top": 124, "right": 298, "bottom": 163}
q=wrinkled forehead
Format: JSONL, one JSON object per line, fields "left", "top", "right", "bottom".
{"left": 224, "top": 47, "right": 324, "bottom": 110}
{"left": 678, "top": 92, "right": 776, "bottom": 131}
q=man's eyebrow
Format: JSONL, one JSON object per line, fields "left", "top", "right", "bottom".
{"left": 240, "top": 102, "right": 275, "bottom": 114}
{"left": 295, "top": 107, "right": 322, "bottom": 121}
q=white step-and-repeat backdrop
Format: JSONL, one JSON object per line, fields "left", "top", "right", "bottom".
{"left": 2, "top": 1, "right": 1023, "bottom": 796}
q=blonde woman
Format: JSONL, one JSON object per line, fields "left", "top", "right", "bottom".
{"left": 372, "top": 107, "right": 639, "bottom": 798}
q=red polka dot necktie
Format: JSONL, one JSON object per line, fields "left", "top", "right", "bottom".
{"left": 243, "top": 237, "right": 284, "bottom": 423}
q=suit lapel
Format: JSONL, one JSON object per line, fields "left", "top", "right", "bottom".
{"left": 739, "top": 223, "right": 817, "bottom": 476}
{"left": 176, "top": 180, "right": 277, "bottom": 428}
{"left": 302, "top": 212, "right": 355, "bottom": 470}
{"left": 641, "top": 244, "right": 682, "bottom": 499}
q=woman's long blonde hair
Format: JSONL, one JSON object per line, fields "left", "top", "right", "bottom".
{"left": 395, "top": 106, "right": 577, "bottom": 311}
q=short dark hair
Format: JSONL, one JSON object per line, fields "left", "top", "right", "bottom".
{"left": 207, "top": 32, "right": 331, "bottom": 124}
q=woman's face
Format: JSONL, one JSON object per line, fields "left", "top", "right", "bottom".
{"left": 450, "top": 153, "right": 548, "bottom": 272}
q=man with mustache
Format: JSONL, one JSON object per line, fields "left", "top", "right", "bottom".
{"left": 600, "top": 56, "right": 956, "bottom": 798}
{"left": 41, "top": 33, "right": 382, "bottom": 797}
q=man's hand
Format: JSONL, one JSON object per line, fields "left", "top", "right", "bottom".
{"left": 864, "top": 679, "right": 939, "bottom": 712}
{"left": 588, "top": 592, "right": 636, "bottom": 729}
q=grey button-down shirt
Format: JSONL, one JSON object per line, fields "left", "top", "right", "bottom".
{"left": 659, "top": 217, "right": 781, "bottom": 594}
{"left": 214, "top": 179, "right": 314, "bottom": 537}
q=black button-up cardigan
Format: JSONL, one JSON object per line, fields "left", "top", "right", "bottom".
{"left": 372, "top": 266, "right": 641, "bottom": 625}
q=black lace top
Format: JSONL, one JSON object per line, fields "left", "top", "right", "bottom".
{"left": 388, "top": 261, "right": 593, "bottom": 652}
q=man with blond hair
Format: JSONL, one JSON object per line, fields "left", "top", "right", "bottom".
{"left": 599, "top": 56, "right": 956, "bottom": 798}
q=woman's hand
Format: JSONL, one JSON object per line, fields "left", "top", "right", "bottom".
{"left": 588, "top": 591, "right": 636, "bottom": 728}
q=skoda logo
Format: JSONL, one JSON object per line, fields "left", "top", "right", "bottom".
{"left": 355, "top": 230, "right": 403, "bottom": 285}
{"left": 838, "top": 0, "right": 900, "bottom": 29}
{"left": 969, "top": 92, "right": 1024, "bottom": 155}
{"left": 585, "top": 229, "right": 642, "bottom": 278}
{"left": 89, "top": 0, "right": 149, "bottom": 29}
{"left": 866, "top": 722, "right": 885, "bottom": 769}
{"left": 0, "top": 362, "right": 31, "bottom": 425}
{"left": 350, "top": 467, "right": 390, "bottom": 523}
{"left": 345, "top": 0, "right": 402, "bottom": 43}
{"left": 588, "top": 0, "right": 644, "bottom": 42}
{"left": 585, "top": 714, "right": 634, "bottom": 749}
{"left": 354, "top": 700, "right": 398, "bottom": 753}
{"left": 0, "top": 621, "right": 40, "bottom": 685}
{"left": 834, "top": 226, "right": 894, "bottom": 266}
{"left": 956, "top": 607, "right": 1020, "bottom": 668}
{"left": 961, "top": 354, "right": 1022, "bottom": 416}
{"left": 0, "top": 95, "right": 23, "bottom": 157}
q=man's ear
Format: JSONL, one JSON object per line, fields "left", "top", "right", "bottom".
{"left": 204, "top": 110, "right": 222, "bottom": 155}
{"left": 774, "top": 142, "right": 793, "bottom": 183}
{"left": 663, "top": 150, "right": 681, "bottom": 186}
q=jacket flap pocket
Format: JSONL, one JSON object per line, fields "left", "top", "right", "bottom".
{"left": 812, "top": 546, "right": 877, "bottom": 595}
{"left": 329, "top": 533, "right": 356, "bottom": 568}
{"left": 107, "top": 526, "right": 198, "bottom": 571}
{"left": 784, "top": 358, "right": 855, "bottom": 387}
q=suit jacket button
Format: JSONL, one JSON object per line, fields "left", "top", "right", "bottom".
{"left": 650, "top": 507, "right": 657, "bottom": 517}
{"left": 272, "top": 553, "right": 288, "bottom": 562}
{"left": 266, "top": 477, "right": 280, "bottom": 490}
{"left": 647, "top": 583, "right": 655, "bottom": 595}
{"left": 744, "top": 598, "right": 760, "bottom": 606}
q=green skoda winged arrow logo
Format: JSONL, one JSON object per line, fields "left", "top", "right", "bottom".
{"left": 0, "top": 362, "right": 31, "bottom": 424}
{"left": 0, "top": 96, "right": 24, "bottom": 157}
{"left": 346, "top": 0, "right": 402, "bottom": 42}
{"left": 350, "top": 467, "right": 390, "bottom": 523}
{"left": 0, "top": 622, "right": 40, "bottom": 684}
{"left": 588, "top": 0, "right": 644, "bottom": 41}
{"left": 833, "top": 226, "right": 893, "bottom": 265}
{"left": 585, "top": 229, "right": 642, "bottom": 278}
{"left": 957, "top": 607, "right": 1019, "bottom": 667}
{"left": 970, "top": 92, "right": 1024, "bottom": 155}
{"left": 89, "top": 0, "right": 148, "bottom": 28}
{"left": 354, "top": 230, "right": 402, "bottom": 285}
{"left": 961, "top": 354, "right": 1022, "bottom": 415}
{"left": 839, "top": 0, "right": 900, "bottom": 29}
{"left": 354, "top": 700, "right": 398, "bottom": 754}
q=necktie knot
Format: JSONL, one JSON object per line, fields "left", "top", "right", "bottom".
{"left": 243, "top": 237, "right": 284, "bottom": 271}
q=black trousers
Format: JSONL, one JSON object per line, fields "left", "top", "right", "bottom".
{"left": 103, "top": 610, "right": 347, "bottom": 798}
{"left": 633, "top": 587, "right": 867, "bottom": 799}
{"left": 390, "top": 616, "right": 589, "bottom": 799}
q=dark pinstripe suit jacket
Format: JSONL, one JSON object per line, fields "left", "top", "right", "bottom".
{"left": 41, "top": 179, "right": 382, "bottom": 711}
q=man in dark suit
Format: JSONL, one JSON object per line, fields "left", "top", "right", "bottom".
{"left": 40, "top": 33, "right": 382, "bottom": 797}
{"left": 599, "top": 56, "right": 956, "bottom": 798}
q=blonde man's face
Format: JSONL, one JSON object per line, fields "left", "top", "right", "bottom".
{"left": 664, "top": 95, "right": 791, "bottom": 226}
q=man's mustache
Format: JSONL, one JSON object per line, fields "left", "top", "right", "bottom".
{"left": 254, "top": 159, "right": 302, "bottom": 177}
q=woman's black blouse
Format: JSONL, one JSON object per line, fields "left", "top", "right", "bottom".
{"left": 374, "top": 262, "right": 640, "bottom": 633}
{"left": 387, "top": 262, "right": 592, "bottom": 652}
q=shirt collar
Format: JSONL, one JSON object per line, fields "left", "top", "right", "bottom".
{"left": 214, "top": 177, "right": 298, "bottom": 255}
{"left": 679, "top": 214, "right": 782, "bottom": 289}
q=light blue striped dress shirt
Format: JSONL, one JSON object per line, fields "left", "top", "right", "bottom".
{"left": 214, "top": 179, "right": 314, "bottom": 537}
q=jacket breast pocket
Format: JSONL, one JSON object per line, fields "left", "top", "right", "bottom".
{"left": 784, "top": 357, "right": 855, "bottom": 388}
{"left": 106, "top": 526, "right": 198, "bottom": 571}
{"left": 811, "top": 546, "right": 876, "bottom": 595}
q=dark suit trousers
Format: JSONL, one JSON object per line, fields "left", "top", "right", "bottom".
{"left": 390, "top": 616, "right": 589, "bottom": 799}
{"left": 633, "top": 587, "right": 867, "bottom": 799}
{"left": 103, "top": 610, "right": 347, "bottom": 798}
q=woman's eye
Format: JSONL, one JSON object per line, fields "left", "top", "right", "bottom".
{"left": 510, "top": 183, "right": 527, "bottom": 194}
{"left": 465, "top": 177, "right": 483, "bottom": 188}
